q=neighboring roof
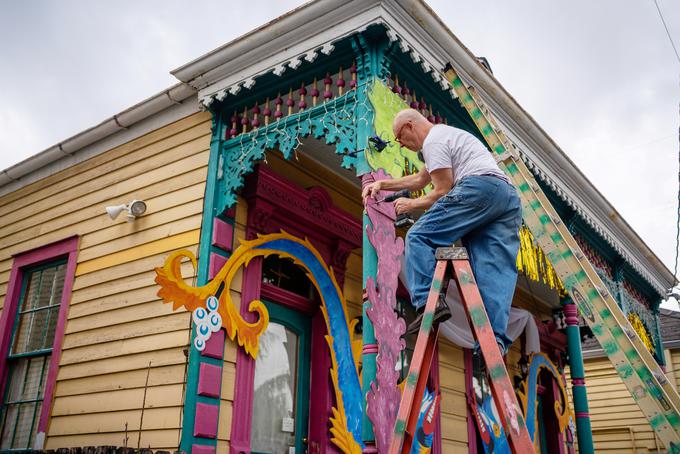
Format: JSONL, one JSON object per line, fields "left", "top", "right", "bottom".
{"left": 0, "top": 0, "right": 673, "bottom": 295}
{"left": 659, "top": 308, "right": 680, "bottom": 350}
{"left": 583, "top": 307, "right": 680, "bottom": 356}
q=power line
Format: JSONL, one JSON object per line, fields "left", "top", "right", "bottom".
{"left": 653, "top": 0, "right": 680, "bottom": 65}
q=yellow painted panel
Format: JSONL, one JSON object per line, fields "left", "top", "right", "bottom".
{"left": 66, "top": 298, "right": 186, "bottom": 335}
{"left": 62, "top": 312, "right": 189, "bottom": 349}
{"left": 59, "top": 330, "right": 190, "bottom": 365}
{"left": 68, "top": 285, "right": 161, "bottom": 320}
{"left": 51, "top": 383, "right": 184, "bottom": 415}
{"left": 55, "top": 364, "right": 186, "bottom": 397}
{"left": 440, "top": 389, "right": 467, "bottom": 417}
{"left": 57, "top": 347, "right": 187, "bottom": 381}
{"left": 218, "top": 400, "right": 233, "bottom": 441}
{"left": 70, "top": 262, "right": 195, "bottom": 306}
{"left": 48, "top": 407, "right": 181, "bottom": 435}
{"left": 0, "top": 112, "right": 209, "bottom": 211}
{"left": 45, "top": 429, "right": 181, "bottom": 451}
{"left": 438, "top": 340, "right": 464, "bottom": 365}
{"left": 439, "top": 412, "right": 468, "bottom": 445}
{"left": 235, "top": 196, "right": 248, "bottom": 227}
{"left": 439, "top": 363, "right": 465, "bottom": 391}
{"left": 217, "top": 440, "right": 231, "bottom": 452}
{"left": 441, "top": 439, "right": 469, "bottom": 453}
{"left": 221, "top": 361, "right": 236, "bottom": 401}
{"left": 78, "top": 214, "right": 202, "bottom": 264}
{"left": 224, "top": 334, "right": 237, "bottom": 363}
{"left": 76, "top": 230, "right": 200, "bottom": 276}
{"left": 72, "top": 250, "right": 196, "bottom": 293}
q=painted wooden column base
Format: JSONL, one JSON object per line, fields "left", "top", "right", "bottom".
{"left": 564, "top": 302, "right": 595, "bottom": 454}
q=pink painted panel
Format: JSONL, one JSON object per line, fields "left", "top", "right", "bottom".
{"left": 192, "top": 444, "right": 216, "bottom": 454}
{"left": 198, "top": 363, "right": 223, "bottom": 399}
{"left": 209, "top": 252, "right": 228, "bottom": 280}
{"left": 464, "top": 349, "right": 478, "bottom": 454}
{"left": 194, "top": 402, "right": 219, "bottom": 438}
{"left": 212, "top": 218, "right": 234, "bottom": 252}
{"left": 202, "top": 329, "right": 225, "bottom": 360}
{"left": 0, "top": 236, "right": 80, "bottom": 442}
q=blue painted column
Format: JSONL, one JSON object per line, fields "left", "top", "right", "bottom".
{"left": 564, "top": 300, "right": 595, "bottom": 454}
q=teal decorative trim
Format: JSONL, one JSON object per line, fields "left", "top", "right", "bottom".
{"left": 217, "top": 91, "right": 360, "bottom": 211}
{"left": 180, "top": 112, "right": 225, "bottom": 452}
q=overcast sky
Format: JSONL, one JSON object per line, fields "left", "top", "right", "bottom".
{"left": 1, "top": 1, "right": 679, "bottom": 306}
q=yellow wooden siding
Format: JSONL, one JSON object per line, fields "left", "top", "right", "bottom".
{"left": 438, "top": 340, "right": 468, "bottom": 451}
{"left": 567, "top": 356, "right": 664, "bottom": 453}
{"left": 670, "top": 348, "right": 680, "bottom": 393}
{"left": 0, "top": 111, "right": 211, "bottom": 451}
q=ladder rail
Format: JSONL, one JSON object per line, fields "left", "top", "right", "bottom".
{"left": 450, "top": 257, "right": 535, "bottom": 452}
{"left": 388, "top": 260, "right": 447, "bottom": 454}
{"left": 442, "top": 64, "right": 680, "bottom": 448}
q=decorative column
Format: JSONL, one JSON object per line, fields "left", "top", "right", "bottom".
{"left": 361, "top": 176, "right": 379, "bottom": 451}
{"left": 564, "top": 300, "right": 595, "bottom": 454}
{"left": 652, "top": 304, "right": 666, "bottom": 370}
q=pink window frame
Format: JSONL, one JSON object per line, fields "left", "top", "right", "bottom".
{"left": 0, "top": 236, "right": 79, "bottom": 447}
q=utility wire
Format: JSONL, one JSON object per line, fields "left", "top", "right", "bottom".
{"left": 653, "top": 0, "right": 680, "bottom": 65}
{"left": 652, "top": 0, "right": 680, "bottom": 287}
{"left": 672, "top": 102, "right": 680, "bottom": 284}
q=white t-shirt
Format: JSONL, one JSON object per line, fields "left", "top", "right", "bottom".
{"left": 422, "top": 124, "right": 509, "bottom": 185}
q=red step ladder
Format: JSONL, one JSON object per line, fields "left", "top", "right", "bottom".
{"left": 388, "top": 246, "right": 534, "bottom": 454}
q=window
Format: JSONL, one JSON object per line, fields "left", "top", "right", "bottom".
{"left": 0, "top": 237, "right": 78, "bottom": 452}
{"left": 1, "top": 262, "right": 65, "bottom": 450}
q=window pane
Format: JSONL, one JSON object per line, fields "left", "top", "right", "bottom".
{"left": 4, "top": 360, "right": 28, "bottom": 402}
{"left": 0, "top": 356, "right": 48, "bottom": 450}
{"left": 262, "top": 256, "right": 315, "bottom": 299}
{"left": 0, "top": 405, "right": 18, "bottom": 450}
{"left": 11, "top": 263, "right": 65, "bottom": 355}
{"left": 42, "top": 309, "right": 59, "bottom": 350}
{"left": 12, "top": 402, "right": 36, "bottom": 449}
{"left": 22, "top": 357, "right": 47, "bottom": 401}
{"left": 21, "top": 272, "right": 42, "bottom": 312}
{"left": 251, "top": 322, "right": 299, "bottom": 453}
{"left": 35, "top": 267, "right": 56, "bottom": 310}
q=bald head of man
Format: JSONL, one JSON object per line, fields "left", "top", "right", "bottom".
{"left": 392, "top": 108, "right": 434, "bottom": 151}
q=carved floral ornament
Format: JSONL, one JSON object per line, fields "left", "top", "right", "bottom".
{"left": 155, "top": 233, "right": 365, "bottom": 453}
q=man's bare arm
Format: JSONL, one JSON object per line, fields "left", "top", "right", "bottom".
{"left": 394, "top": 168, "right": 453, "bottom": 213}
{"left": 362, "top": 166, "right": 431, "bottom": 201}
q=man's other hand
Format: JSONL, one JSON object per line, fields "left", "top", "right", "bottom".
{"left": 394, "top": 197, "right": 415, "bottom": 214}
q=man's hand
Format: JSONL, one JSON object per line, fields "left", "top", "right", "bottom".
{"left": 394, "top": 197, "right": 416, "bottom": 215}
{"left": 362, "top": 181, "right": 383, "bottom": 204}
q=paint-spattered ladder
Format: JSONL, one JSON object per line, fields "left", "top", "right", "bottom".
{"left": 442, "top": 62, "right": 680, "bottom": 452}
{"left": 388, "top": 247, "right": 535, "bottom": 454}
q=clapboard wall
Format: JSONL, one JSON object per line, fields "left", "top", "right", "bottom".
{"left": 0, "top": 111, "right": 211, "bottom": 450}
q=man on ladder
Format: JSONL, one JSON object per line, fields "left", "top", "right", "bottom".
{"left": 362, "top": 108, "right": 522, "bottom": 355}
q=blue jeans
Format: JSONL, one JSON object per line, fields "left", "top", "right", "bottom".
{"left": 404, "top": 175, "right": 522, "bottom": 350}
